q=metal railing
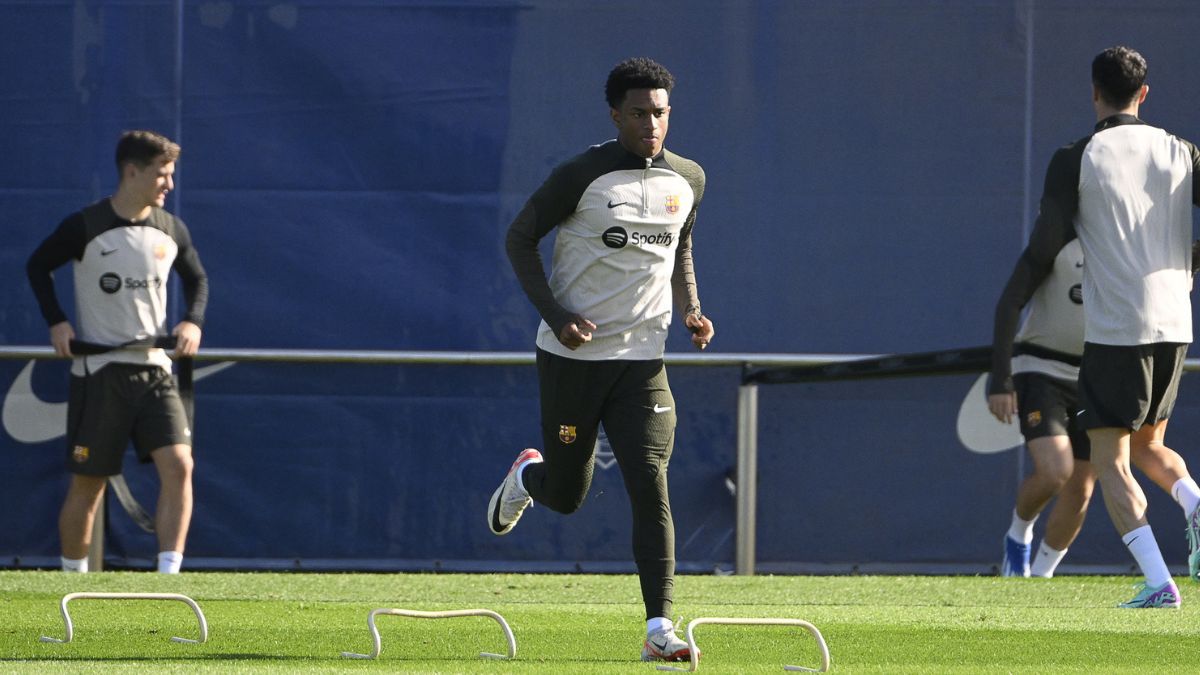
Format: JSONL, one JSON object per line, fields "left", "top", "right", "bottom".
{"left": 0, "top": 346, "right": 869, "bottom": 368}
{"left": 2, "top": 345, "right": 871, "bottom": 574}
{"left": 11, "top": 345, "right": 1192, "bottom": 574}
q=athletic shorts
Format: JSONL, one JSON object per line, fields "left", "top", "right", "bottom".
{"left": 535, "top": 349, "right": 676, "bottom": 461}
{"left": 66, "top": 363, "right": 191, "bottom": 476}
{"left": 1077, "top": 342, "right": 1188, "bottom": 432}
{"left": 1013, "top": 372, "right": 1090, "bottom": 460}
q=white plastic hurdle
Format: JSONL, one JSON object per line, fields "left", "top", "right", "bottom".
{"left": 656, "top": 617, "right": 831, "bottom": 673}
{"left": 39, "top": 592, "right": 209, "bottom": 645}
{"left": 341, "top": 608, "right": 517, "bottom": 660}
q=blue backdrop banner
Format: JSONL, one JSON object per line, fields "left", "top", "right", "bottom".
{"left": 2, "top": 1, "right": 1198, "bottom": 572}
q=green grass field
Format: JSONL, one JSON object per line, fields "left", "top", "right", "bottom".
{"left": 1, "top": 571, "right": 1197, "bottom": 673}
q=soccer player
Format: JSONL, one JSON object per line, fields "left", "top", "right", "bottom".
{"left": 490, "top": 57, "right": 713, "bottom": 661}
{"left": 1008, "top": 46, "right": 1200, "bottom": 607}
{"left": 27, "top": 130, "right": 209, "bottom": 574}
{"left": 990, "top": 239, "right": 1097, "bottom": 578}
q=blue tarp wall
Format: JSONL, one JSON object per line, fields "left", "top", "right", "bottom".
{"left": 3, "top": 0, "right": 1200, "bottom": 573}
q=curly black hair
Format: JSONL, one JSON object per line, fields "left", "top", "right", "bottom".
{"left": 1092, "top": 46, "right": 1147, "bottom": 107}
{"left": 605, "top": 57, "right": 675, "bottom": 109}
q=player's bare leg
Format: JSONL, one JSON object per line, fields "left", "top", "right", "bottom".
{"left": 1093, "top": 423, "right": 1179, "bottom": 607}
{"left": 152, "top": 443, "right": 194, "bottom": 571}
{"left": 59, "top": 474, "right": 107, "bottom": 562}
{"left": 1005, "top": 436, "right": 1072, "bottom": 576}
{"left": 1032, "top": 460, "right": 1095, "bottom": 576}
{"left": 1128, "top": 420, "right": 1200, "bottom": 581}
{"left": 1042, "top": 460, "right": 1094, "bottom": 550}
{"left": 1016, "top": 436, "right": 1074, "bottom": 521}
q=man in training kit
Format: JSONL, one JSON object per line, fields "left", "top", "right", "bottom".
{"left": 1010, "top": 46, "right": 1200, "bottom": 607}
{"left": 990, "top": 239, "right": 1097, "bottom": 578}
{"left": 490, "top": 57, "right": 714, "bottom": 661}
{"left": 27, "top": 130, "right": 209, "bottom": 574}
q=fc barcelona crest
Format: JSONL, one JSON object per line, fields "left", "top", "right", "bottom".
{"left": 665, "top": 195, "right": 680, "bottom": 214}
{"left": 559, "top": 425, "right": 577, "bottom": 444}
{"left": 73, "top": 445, "right": 89, "bottom": 463}
{"left": 1026, "top": 411, "right": 1041, "bottom": 427}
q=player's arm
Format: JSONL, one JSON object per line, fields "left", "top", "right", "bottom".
{"left": 670, "top": 158, "right": 711, "bottom": 349}
{"left": 505, "top": 162, "right": 594, "bottom": 345}
{"left": 672, "top": 209, "right": 712, "bottom": 349}
{"left": 171, "top": 222, "right": 209, "bottom": 357}
{"left": 988, "top": 147, "right": 1079, "bottom": 415}
{"left": 26, "top": 214, "right": 86, "bottom": 357}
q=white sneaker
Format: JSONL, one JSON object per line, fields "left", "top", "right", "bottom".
{"left": 1187, "top": 503, "right": 1200, "bottom": 581}
{"left": 487, "top": 448, "right": 542, "bottom": 535}
{"left": 641, "top": 628, "right": 695, "bottom": 662}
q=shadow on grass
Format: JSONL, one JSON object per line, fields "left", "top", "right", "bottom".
{"left": 1, "top": 654, "right": 312, "bottom": 662}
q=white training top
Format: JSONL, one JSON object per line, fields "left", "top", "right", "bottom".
{"left": 1012, "top": 238, "right": 1084, "bottom": 381}
{"left": 1075, "top": 122, "right": 1194, "bottom": 345}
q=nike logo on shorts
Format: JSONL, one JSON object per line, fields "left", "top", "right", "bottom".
{"left": 652, "top": 404, "right": 672, "bottom": 413}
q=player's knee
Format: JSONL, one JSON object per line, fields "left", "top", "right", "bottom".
{"left": 1043, "top": 464, "right": 1072, "bottom": 488}
{"left": 153, "top": 445, "right": 194, "bottom": 482}
{"left": 177, "top": 451, "right": 195, "bottom": 478}
{"left": 539, "top": 491, "right": 586, "bottom": 515}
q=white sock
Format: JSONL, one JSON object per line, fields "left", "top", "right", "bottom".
{"left": 1030, "top": 542, "right": 1067, "bottom": 578}
{"left": 1007, "top": 509, "right": 1036, "bottom": 544}
{"left": 1171, "top": 478, "right": 1200, "bottom": 517}
{"left": 157, "top": 550, "right": 183, "bottom": 574}
{"left": 61, "top": 556, "right": 88, "bottom": 573}
{"left": 646, "top": 617, "right": 672, "bottom": 635}
{"left": 1122, "top": 525, "right": 1172, "bottom": 588}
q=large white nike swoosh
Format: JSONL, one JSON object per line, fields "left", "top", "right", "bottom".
{"left": 955, "top": 373, "right": 1022, "bottom": 454}
{"left": 2, "top": 360, "right": 236, "bottom": 444}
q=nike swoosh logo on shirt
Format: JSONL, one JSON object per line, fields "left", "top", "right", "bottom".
{"left": 653, "top": 404, "right": 672, "bottom": 413}
{"left": 101, "top": 248, "right": 118, "bottom": 256}
{"left": 607, "top": 200, "right": 628, "bottom": 208}
{"left": 2, "top": 360, "right": 236, "bottom": 444}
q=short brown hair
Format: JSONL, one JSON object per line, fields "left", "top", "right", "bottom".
{"left": 115, "top": 130, "right": 181, "bottom": 172}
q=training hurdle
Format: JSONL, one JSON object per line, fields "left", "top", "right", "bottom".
{"left": 39, "top": 592, "right": 209, "bottom": 645}
{"left": 341, "top": 608, "right": 517, "bottom": 660}
{"left": 656, "top": 617, "right": 831, "bottom": 673}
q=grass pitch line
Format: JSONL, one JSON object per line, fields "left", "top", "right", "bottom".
{"left": 656, "top": 617, "right": 830, "bottom": 673}
{"left": 340, "top": 608, "right": 517, "bottom": 660}
{"left": 38, "top": 592, "right": 209, "bottom": 645}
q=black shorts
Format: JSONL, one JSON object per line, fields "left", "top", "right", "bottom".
{"left": 1013, "top": 372, "right": 1090, "bottom": 460}
{"left": 1078, "top": 342, "right": 1188, "bottom": 432}
{"left": 535, "top": 349, "right": 676, "bottom": 462}
{"left": 67, "top": 363, "right": 191, "bottom": 476}
{"left": 528, "top": 349, "right": 677, "bottom": 515}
